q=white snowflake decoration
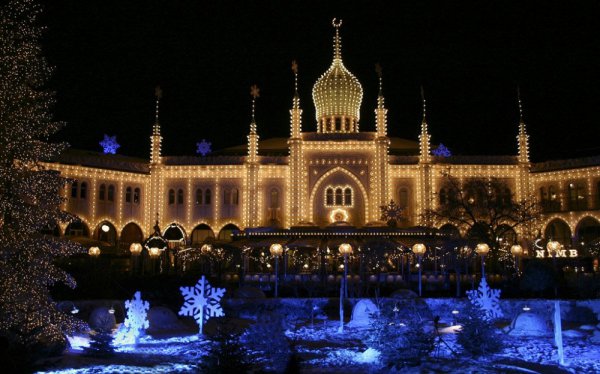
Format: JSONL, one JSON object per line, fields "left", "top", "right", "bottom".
{"left": 466, "top": 278, "right": 503, "bottom": 320}
{"left": 114, "top": 291, "right": 150, "bottom": 345}
{"left": 196, "top": 139, "right": 212, "bottom": 156}
{"left": 99, "top": 134, "right": 120, "bottom": 154}
{"left": 179, "top": 275, "right": 225, "bottom": 334}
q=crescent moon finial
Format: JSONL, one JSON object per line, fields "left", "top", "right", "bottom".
{"left": 332, "top": 18, "right": 342, "bottom": 28}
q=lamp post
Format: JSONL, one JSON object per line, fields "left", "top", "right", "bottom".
{"left": 338, "top": 243, "right": 353, "bottom": 332}
{"left": 129, "top": 242, "right": 142, "bottom": 274}
{"left": 510, "top": 244, "right": 523, "bottom": 275}
{"left": 547, "top": 240, "right": 561, "bottom": 297}
{"left": 201, "top": 243, "right": 212, "bottom": 275}
{"left": 270, "top": 243, "right": 284, "bottom": 298}
{"left": 475, "top": 243, "right": 490, "bottom": 279}
{"left": 149, "top": 246, "right": 161, "bottom": 274}
{"left": 412, "top": 243, "right": 426, "bottom": 297}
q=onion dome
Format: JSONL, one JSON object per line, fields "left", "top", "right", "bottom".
{"left": 312, "top": 19, "right": 363, "bottom": 133}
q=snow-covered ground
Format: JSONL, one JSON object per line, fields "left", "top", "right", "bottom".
{"left": 37, "top": 321, "right": 600, "bottom": 373}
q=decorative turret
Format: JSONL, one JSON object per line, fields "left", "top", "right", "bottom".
{"left": 312, "top": 19, "right": 363, "bottom": 133}
{"left": 150, "top": 86, "right": 163, "bottom": 165}
{"left": 374, "top": 63, "right": 387, "bottom": 138}
{"left": 418, "top": 86, "right": 431, "bottom": 163}
{"left": 516, "top": 87, "right": 530, "bottom": 164}
{"left": 290, "top": 60, "right": 302, "bottom": 139}
{"left": 247, "top": 84, "right": 260, "bottom": 163}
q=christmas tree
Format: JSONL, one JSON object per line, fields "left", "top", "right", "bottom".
{"left": 0, "top": 0, "right": 85, "bottom": 361}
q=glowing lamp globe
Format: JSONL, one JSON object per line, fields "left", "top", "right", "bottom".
{"left": 510, "top": 244, "right": 523, "bottom": 257}
{"left": 475, "top": 243, "right": 490, "bottom": 256}
{"left": 149, "top": 247, "right": 161, "bottom": 258}
{"left": 129, "top": 242, "right": 143, "bottom": 256}
{"left": 89, "top": 246, "right": 101, "bottom": 257}
{"left": 269, "top": 243, "right": 284, "bottom": 257}
{"left": 546, "top": 240, "right": 561, "bottom": 256}
{"left": 412, "top": 243, "right": 426, "bottom": 256}
{"left": 201, "top": 244, "right": 212, "bottom": 254}
{"left": 338, "top": 243, "right": 353, "bottom": 256}
{"left": 101, "top": 224, "right": 110, "bottom": 233}
{"left": 461, "top": 246, "right": 472, "bottom": 256}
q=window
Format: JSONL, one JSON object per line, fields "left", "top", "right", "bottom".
{"left": 205, "top": 188, "right": 211, "bottom": 205}
{"left": 540, "top": 187, "right": 547, "bottom": 201}
{"left": 133, "top": 188, "right": 140, "bottom": 204}
{"left": 326, "top": 188, "right": 334, "bottom": 205}
{"left": 177, "top": 189, "right": 184, "bottom": 205}
{"left": 224, "top": 189, "right": 231, "bottom": 205}
{"left": 80, "top": 182, "right": 87, "bottom": 199}
{"left": 99, "top": 184, "right": 106, "bottom": 201}
{"left": 568, "top": 183, "right": 586, "bottom": 210}
{"left": 168, "top": 189, "right": 175, "bottom": 205}
{"left": 232, "top": 188, "right": 239, "bottom": 205}
{"left": 125, "top": 187, "right": 132, "bottom": 203}
{"left": 196, "top": 189, "right": 203, "bottom": 205}
{"left": 270, "top": 188, "right": 280, "bottom": 209}
{"left": 107, "top": 185, "right": 115, "bottom": 202}
{"left": 344, "top": 187, "right": 352, "bottom": 206}
{"left": 335, "top": 188, "right": 343, "bottom": 205}
{"left": 71, "top": 181, "right": 78, "bottom": 198}
{"left": 399, "top": 188, "right": 408, "bottom": 209}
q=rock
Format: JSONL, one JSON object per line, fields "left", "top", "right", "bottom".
{"left": 579, "top": 324, "right": 596, "bottom": 331}
{"left": 390, "top": 289, "right": 418, "bottom": 299}
{"left": 563, "top": 329, "right": 585, "bottom": 338}
{"left": 347, "top": 299, "right": 379, "bottom": 328}
{"left": 88, "top": 307, "right": 116, "bottom": 332}
{"left": 147, "top": 306, "right": 183, "bottom": 331}
{"left": 507, "top": 312, "right": 552, "bottom": 337}
{"left": 234, "top": 286, "right": 266, "bottom": 299}
{"left": 590, "top": 330, "right": 600, "bottom": 344}
{"left": 564, "top": 306, "right": 597, "bottom": 325}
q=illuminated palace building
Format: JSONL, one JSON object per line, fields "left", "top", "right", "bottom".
{"left": 49, "top": 21, "right": 600, "bottom": 265}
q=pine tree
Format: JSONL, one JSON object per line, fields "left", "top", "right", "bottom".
{"left": 0, "top": 0, "right": 85, "bottom": 361}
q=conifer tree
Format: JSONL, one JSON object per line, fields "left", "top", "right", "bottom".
{"left": 0, "top": 0, "right": 85, "bottom": 359}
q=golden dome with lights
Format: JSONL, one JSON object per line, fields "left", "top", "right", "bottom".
{"left": 312, "top": 19, "right": 363, "bottom": 133}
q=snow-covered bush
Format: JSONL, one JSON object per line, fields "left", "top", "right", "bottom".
{"left": 242, "top": 309, "right": 291, "bottom": 372}
{"left": 199, "top": 325, "right": 253, "bottom": 374}
{"left": 456, "top": 302, "right": 502, "bottom": 356}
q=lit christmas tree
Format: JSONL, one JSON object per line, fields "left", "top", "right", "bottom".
{"left": 0, "top": 0, "right": 85, "bottom": 359}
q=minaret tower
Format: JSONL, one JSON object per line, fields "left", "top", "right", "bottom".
{"left": 373, "top": 63, "right": 390, "bottom": 217}
{"left": 150, "top": 86, "right": 163, "bottom": 165}
{"left": 149, "top": 86, "right": 164, "bottom": 232}
{"left": 244, "top": 85, "right": 260, "bottom": 227}
{"left": 517, "top": 87, "right": 530, "bottom": 164}
{"left": 288, "top": 61, "right": 305, "bottom": 226}
{"left": 418, "top": 87, "right": 433, "bottom": 224}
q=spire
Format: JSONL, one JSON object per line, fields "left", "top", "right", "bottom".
{"left": 290, "top": 61, "right": 302, "bottom": 138}
{"left": 516, "top": 85, "right": 530, "bottom": 163}
{"left": 150, "top": 86, "right": 163, "bottom": 165}
{"left": 248, "top": 84, "right": 260, "bottom": 162}
{"left": 419, "top": 86, "right": 431, "bottom": 163}
{"left": 332, "top": 18, "right": 342, "bottom": 61}
{"left": 374, "top": 63, "right": 387, "bottom": 137}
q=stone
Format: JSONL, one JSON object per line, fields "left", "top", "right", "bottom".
{"left": 147, "top": 306, "right": 183, "bottom": 331}
{"left": 590, "top": 330, "right": 600, "bottom": 344}
{"left": 579, "top": 324, "right": 596, "bottom": 331}
{"left": 507, "top": 312, "right": 552, "bottom": 337}
{"left": 88, "top": 307, "right": 116, "bottom": 332}
{"left": 234, "top": 286, "right": 266, "bottom": 299}
{"left": 563, "top": 329, "right": 585, "bottom": 338}
{"left": 347, "top": 299, "right": 379, "bottom": 328}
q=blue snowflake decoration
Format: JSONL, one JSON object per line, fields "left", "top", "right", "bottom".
{"left": 432, "top": 143, "right": 451, "bottom": 157}
{"left": 99, "top": 134, "right": 120, "bottom": 154}
{"left": 196, "top": 139, "right": 212, "bottom": 156}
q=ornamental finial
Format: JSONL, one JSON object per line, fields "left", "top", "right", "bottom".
{"left": 332, "top": 18, "right": 342, "bottom": 61}
{"left": 250, "top": 84, "right": 260, "bottom": 130}
{"left": 517, "top": 85, "right": 524, "bottom": 123}
{"left": 153, "top": 86, "right": 162, "bottom": 135}
{"left": 291, "top": 60, "right": 299, "bottom": 93}
{"left": 420, "top": 85, "right": 427, "bottom": 123}
{"left": 375, "top": 63, "right": 383, "bottom": 96}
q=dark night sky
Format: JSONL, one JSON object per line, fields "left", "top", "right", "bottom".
{"left": 41, "top": 1, "right": 600, "bottom": 162}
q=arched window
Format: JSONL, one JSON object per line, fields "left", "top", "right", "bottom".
{"left": 232, "top": 188, "right": 239, "bottom": 205}
{"left": 168, "top": 189, "right": 175, "bottom": 205}
{"left": 125, "top": 186, "right": 132, "bottom": 203}
{"left": 177, "top": 189, "right": 184, "bottom": 205}
{"left": 99, "top": 184, "right": 106, "bottom": 201}
{"left": 549, "top": 185, "right": 557, "bottom": 201}
{"left": 270, "top": 188, "right": 280, "bottom": 209}
{"left": 71, "top": 181, "right": 78, "bottom": 198}
{"left": 540, "top": 187, "right": 547, "bottom": 201}
{"left": 399, "top": 187, "right": 409, "bottom": 209}
{"left": 133, "top": 188, "right": 140, "bottom": 204}
{"left": 501, "top": 188, "right": 511, "bottom": 206}
{"left": 205, "top": 188, "right": 212, "bottom": 205}
{"left": 568, "top": 183, "right": 586, "bottom": 210}
{"left": 224, "top": 189, "right": 231, "bottom": 205}
{"left": 439, "top": 188, "right": 447, "bottom": 205}
{"left": 335, "top": 188, "right": 343, "bottom": 205}
{"left": 196, "top": 189, "right": 203, "bottom": 205}
{"left": 344, "top": 187, "right": 352, "bottom": 206}
{"left": 326, "top": 187, "right": 334, "bottom": 206}
{"left": 107, "top": 185, "right": 115, "bottom": 202}
{"left": 80, "top": 182, "right": 87, "bottom": 199}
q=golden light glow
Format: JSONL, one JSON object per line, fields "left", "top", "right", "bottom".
{"left": 412, "top": 243, "right": 426, "bottom": 256}
{"left": 510, "top": 244, "right": 523, "bottom": 257}
{"left": 475, "top": 243, "right": 490, "bottom": 256}
{"left": 129, "top": 242, "right": 143, "bottom": 256}
{"left": 88, "top": 246, "right": 101, "bottom": 257}
{"left": 338, "top": 243, "right": 353, "bottom": 255}
{"left": 329, "top": 208, "right": 349, "bottom": 223}
{"left": 269, "top": 243, "right": 284, "bottom": 257}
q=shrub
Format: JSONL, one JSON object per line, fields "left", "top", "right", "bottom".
{"left": 456, "top": 302, "right": 502, "bottom": 356}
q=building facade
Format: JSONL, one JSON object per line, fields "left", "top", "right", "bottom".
{"left": 48, "top": 22, "right": 600, "bottom": 253}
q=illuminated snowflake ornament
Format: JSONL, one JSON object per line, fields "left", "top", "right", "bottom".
{"left": 466, "top": 278, "right": 503, "bottom": 320}
{"left": 196, "top": 139, "right": 212, "bottom": 156}
{"left": 114, "top": 291, "right": 150, "bottom": 345}
{"left": 99, "top": 134, "right": 120, "bottom": 154}
{"left": 179, "top": 275, "right": 225, "bottom": 334}
{"left": 432, "top": 143, "right": 451, "bottom": 157}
